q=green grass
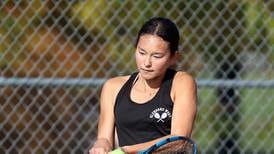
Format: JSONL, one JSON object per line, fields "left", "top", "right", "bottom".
{"left": 239, "top": 88, "right": 274, "bottom": 150}
{"left": 193, "top": 87, "right": 274, "bottom": 152}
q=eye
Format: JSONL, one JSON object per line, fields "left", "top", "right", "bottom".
{"left": 138, "top": 50, "right": 145, "bottom": 55}
{"left": 153, "top": 54, "right": 163, "bottom": 58}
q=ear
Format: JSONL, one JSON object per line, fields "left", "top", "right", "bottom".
{"left": 174, "top": 51, "right": 180, "bottom": 61}
{"left": 169, "top": 51, "right": 180, "bottom": 68}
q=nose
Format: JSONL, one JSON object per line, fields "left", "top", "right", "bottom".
{"left": 144, "top": 55, "right": 152, "bottom": 67}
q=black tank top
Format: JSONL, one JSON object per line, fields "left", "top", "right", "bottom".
{"left": 114, "top": 69, "right": 177, "bottom": 146}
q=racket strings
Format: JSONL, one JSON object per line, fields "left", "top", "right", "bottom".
{"left": 151, "top": 140, "right": 194, "bottom": 154}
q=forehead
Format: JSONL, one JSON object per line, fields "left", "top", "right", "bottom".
{"left": 137, "top": 34, "right": 170, "bottom": 53}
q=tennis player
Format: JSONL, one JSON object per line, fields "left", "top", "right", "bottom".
{"left": 89, "top": 17, "right": 197, "bottom": 154}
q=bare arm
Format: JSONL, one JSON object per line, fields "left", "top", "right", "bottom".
{"left": 171, "top": 72, "right": 197, "bottom": 137}
{"left": 121, "top": 135, "right": 173, "bottom": 153}
{"left": 121, "top": 72, "right": 197, "bottom": 153}
{"left": 90, "top": 76, "right": 129, "bottom": 154}
{"left": 89, "top": 79, "right": 117, "bottom": 154}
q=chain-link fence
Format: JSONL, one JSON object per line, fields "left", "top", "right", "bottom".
{"left": 1, "top": 1, "right": 273, "bottom": 154}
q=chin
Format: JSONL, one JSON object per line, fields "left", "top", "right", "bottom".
{"left": 139, "top": 71, "right": 154, "bottom": 79}
{"left": 140, "top": 71, "right": 152, "bottom": 76}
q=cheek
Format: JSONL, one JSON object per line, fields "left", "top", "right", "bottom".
{"left": 155, "top": 58, "right": 171, "bottom": 66}
{"left": 135, "top": 53, "right": 143, "bottom": 66}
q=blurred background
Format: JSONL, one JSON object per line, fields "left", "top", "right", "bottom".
{"left": 0, "top": 0, "right": 273, "bottom": 153}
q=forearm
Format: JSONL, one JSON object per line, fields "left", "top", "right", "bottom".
{"left": 121, "top": 135, "right": 173, "bottom": 153}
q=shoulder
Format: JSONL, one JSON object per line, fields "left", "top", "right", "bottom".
{"left": 173, "top": 71, "right": 196, "bottom": 84}
{"left": 101, "top": 75, "right": 131, "bottom": 96}
{"left": 100, "top": 75, "right": 131, "bottom": 106}
{"left": 172, "top": 71, "right": 197, "bottom": 93}
{"left": 103, "top": 75, "right": 130, "bottom": 91}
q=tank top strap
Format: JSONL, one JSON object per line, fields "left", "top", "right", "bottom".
{"left": 159, "top": 69, "right": 177, "bottom": 96}
{"left": 116, "top": 72, "right": 138, "bottom": 99}
{"left": 128, "top": 72, "right": 139, "bottom": 84}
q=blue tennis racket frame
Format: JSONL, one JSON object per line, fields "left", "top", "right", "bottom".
{"left": 137, "top": 136, "right": 197, "bottom": 154}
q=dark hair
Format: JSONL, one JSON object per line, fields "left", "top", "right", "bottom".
{"left": 135, "top": 17, "right": 180, "bottom": 55}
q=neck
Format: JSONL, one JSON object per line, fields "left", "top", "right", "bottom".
{"left": 138, "top": 74, "right": 164, "bottom": 93}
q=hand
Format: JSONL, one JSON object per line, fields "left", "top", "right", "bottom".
{"left": 89, "top": 146, "right": 108, "bottom": 154}
{"left": 89, "top": 139, "right": 112, "bottom": 154}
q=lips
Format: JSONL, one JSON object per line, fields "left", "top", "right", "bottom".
{"left": 140, "top": 68, "right": 153, "bottom": 72}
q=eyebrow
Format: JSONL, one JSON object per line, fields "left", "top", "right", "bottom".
{"left": 138, "top": 47, "right": 146, "bottom": 52}
{"left": 137, "top": 47, "right": 164, "bottom": 55}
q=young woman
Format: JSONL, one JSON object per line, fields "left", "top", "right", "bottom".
{"left": 89, "top": 17, "right": 197, "bottom": 154}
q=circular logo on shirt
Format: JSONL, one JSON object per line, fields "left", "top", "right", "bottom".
{"left": 149, "top": 107, "right": 172, "bottom": 123}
